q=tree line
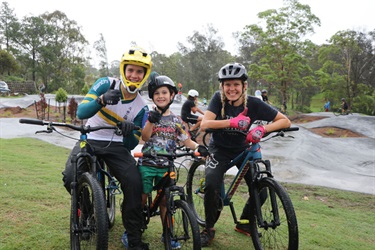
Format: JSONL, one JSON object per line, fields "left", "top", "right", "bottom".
{"left": 1, "top": 0, "right": 374, "bottom": 115}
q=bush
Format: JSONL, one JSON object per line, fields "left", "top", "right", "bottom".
{"left": 55, "top": 88, "right": 68, "bottom": 103}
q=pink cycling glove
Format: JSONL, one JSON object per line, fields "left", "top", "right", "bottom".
{"left": 246, "top": 126, "right": 266, "bottom": 143}
{"left": 229, "top": 108, "right": 250, "bottom": 131}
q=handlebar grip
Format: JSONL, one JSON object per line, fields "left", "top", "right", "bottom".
{"left": 284, "top": 127, "right": 299, "bottom": 132}
{"left": 19, "top": 118, "right": 45, "bottom": 126}
{"left": 134, "top": 152, "right": 143, "bottom": 158}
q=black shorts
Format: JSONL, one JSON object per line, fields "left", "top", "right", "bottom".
{"left": 183, "top": 114, "right": 199, "bottom": 124}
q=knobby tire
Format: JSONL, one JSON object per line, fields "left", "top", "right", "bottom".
{"left": 250, "top": 177, "right": 298, "bottom": 250}
{"left": 70, "top": 172, "right": 109, "bottom": 250}
{"left": 163, "top": 200, "right": 201, "bottom": 250}
{"left": 186, "top": 159, "right": 207, "bottom": 227}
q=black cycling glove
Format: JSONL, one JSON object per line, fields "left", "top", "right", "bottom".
{"left": 102, "top": 89, "right": 121, "bottom": 105}
{"left": 117, "top": 121, "right": 136, "bottom": 137}
{"left": 148, "top": 110, "right": 162, "bottom": 123}
{"left": 197, "top": 145, "right": 209, "bottom": 157}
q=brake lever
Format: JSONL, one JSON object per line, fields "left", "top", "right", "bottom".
{"left": 35, "top": 127, "right": 53, "bottom": 134}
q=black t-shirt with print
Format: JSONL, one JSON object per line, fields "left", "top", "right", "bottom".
{"left": 207, "top": 91, "right": 278, "bottom": 151}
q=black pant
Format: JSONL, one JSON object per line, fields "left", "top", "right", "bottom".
{"left": 204, "top": 145, "right": 253, "bottom": 229}
{"left": 62, "top": 140, "right": 143, "bottom": 245}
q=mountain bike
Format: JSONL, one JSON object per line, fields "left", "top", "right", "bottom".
{"left": 19, "top": 118, "right": 132, "bottom": 249}
{"left": 186, "top": 127, "right": 299, "bottom": 250}
{"left": 134, "top": 148, "right": 202, "bottom": 249}
{"left": 333, "top": 108, "right": 353, "bottom": 116}
{"left": 178, "top": 118, "right": 211, "bottom": 148}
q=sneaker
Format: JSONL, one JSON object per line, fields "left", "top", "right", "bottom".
{"left": 200, "top": 228, "right": 215, "bottom": 247}
{"left": 121, "top": 231, "right": 128, "bottom": 248}
{"left": 161, "top": 235, "right": 181, "bottom": 249}
{"left": 234, "top": 223, "right": 251, "bottom": 236}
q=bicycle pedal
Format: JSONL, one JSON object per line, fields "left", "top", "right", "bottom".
{"left": 238, "top": 219, "right": 250, "bottom": 224}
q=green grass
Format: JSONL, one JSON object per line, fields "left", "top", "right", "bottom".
{"left": 1, "top": 138, "right": 374, "bottom": 249}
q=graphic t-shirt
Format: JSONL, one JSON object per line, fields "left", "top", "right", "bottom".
{"left": 140, "top": 113, "right": 189, "bottom": 167}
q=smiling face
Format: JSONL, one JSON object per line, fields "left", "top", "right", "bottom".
{"left": 222, "top": 79, "right": 246, "bottom": 103}
{"left": 124, "top": 64, "right": 146, "bottom": 92}
{"left": 153, "top": 86, "right": 174, "bottom": 109}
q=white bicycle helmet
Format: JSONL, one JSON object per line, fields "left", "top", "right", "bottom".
{"left": 188, "top": 89, "right": 199, "bottom": 97}
{"left": 218, "top": 63, "right": 248, "bottom": 82}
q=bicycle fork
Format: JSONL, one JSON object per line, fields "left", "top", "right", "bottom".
{"left": 250, "top": 160, "right": 281, "bottom": 230}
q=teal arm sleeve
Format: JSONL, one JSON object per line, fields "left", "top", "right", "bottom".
{"left": 77, "top": 78, "right": 110, "bottom": 119}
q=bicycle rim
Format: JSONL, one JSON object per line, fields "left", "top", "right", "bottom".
{"left": 163, "top": 200, "right": 201, "bottom": 250}
{"left": 250, "top": 177, "right": 298, "bottom": 250}
{"left": 186, "top": 159, "right": 206, "bottom": 226}
{"left": 71, "top": 173, "right": 109, "bottom": 250}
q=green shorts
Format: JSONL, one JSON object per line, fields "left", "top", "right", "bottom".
{"left": 139, "top": 165, "right": 168, "bottom": 194}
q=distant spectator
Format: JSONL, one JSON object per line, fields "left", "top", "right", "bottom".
{"left": 38, "top": 83, "right": 45, "bottom": 93}
{"left": 324, "top": 100, "right": 330, "bottom": 112}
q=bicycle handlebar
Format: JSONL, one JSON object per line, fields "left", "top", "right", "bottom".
{"left": 19, "top": 118, "right": 140, "bottom": 134}
{"left": 134, "top": 150, "right": 200, "bottom": 159}
{"left": 204, "top": 126, "right": 299, "bottom": 135}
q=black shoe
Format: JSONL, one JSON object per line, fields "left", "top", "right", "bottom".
{"left": 234, "top": 223, "right": 251, "bottom": 236}
{"left": 200, "top": 228, "right": 215, "bottom": 247}
{"left": 128, "top": 242, "right": 149, "bottom": 250}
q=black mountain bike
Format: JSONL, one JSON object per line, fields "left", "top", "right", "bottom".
{"left": 19, "top": 118, "right": 132, "bottom": 249}
{"left": 134, "top": 149, "right": 202, "bottom": 249}
{"left": 186, "top": 127, "right": 299, "bottom": 250}
{"left": 333, "top": 108, "right": 353, "bottom": 116}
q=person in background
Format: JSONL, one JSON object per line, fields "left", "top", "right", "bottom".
{"left": 203, "top": 97, "right": 207, "bottom": 106}
{"left": 178, "top": 82, "right": 183, "bottom": 93}
{"left": 140, "top": 73, "right": 209, "bottom": 249}
{"left": 341, "top": 98, "right": 349, "bottom": 114}
{"left": 324, "top": 99, "right": 331, "bottom": 112}
{"left": 261, "top": 89, "right": 270, "bottom": 104}
{"left": 199, "top": 62, "right": 291, "bottom": 247}
{"left": 180, "top": 89, "right": 204, "bottom": 133}
{"left": 62, "top": 47, "right": 152, "bottom": 250}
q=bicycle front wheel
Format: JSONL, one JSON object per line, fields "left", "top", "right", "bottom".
{"left": 333, "top": 109, "right": 341, "bottom": 116}
{"left": 163, "top": 200, "right": 201, "bottom": 250}
{"left": 250, "top": 177, "right": 298, "bottom": 250}
{"left": 186, "top": 158, "right": 206, "bottom": 226}
{"left": 71, "top": 172, "right": 109, "bottom": 250}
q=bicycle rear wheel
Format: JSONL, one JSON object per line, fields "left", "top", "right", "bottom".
{"left": 71, "top": 172, "right": 109, "bottom": 250}
{"left": 186, "top": 159, "right": 207, "bottom": 226}
{"left": 250, "top": 177, "right": 298, "bottom": 250}
{"left": 163, "top": 200, "right": 201, "bottom": 250}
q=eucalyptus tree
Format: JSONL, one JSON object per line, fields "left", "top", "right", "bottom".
{"left": 238, "top": 0, "right": 320, "bottom": 109}
{"left": 178, "top": 23, "right": 234, "bottom": 99}
{"left": 0, "top": 1, "right": 19, "bottom": 52}
{"left": 0, "top": 49, "right": 19, "bottom": 75}
{"left": 317, "top": 29, "right": 375, "bottom": 114}
{"left": 93, "top": 33, "right": 109, "bottom": 77}
{"left": 41, "top": 11, "right": 88, "bottom": 93}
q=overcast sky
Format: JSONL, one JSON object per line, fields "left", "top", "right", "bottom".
{"left": 4, "top": 0, "right": 374, "bottom": 66}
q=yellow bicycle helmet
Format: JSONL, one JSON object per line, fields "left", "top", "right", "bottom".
{"left": 120, "top": 47, "right": 152, "bottom": 94}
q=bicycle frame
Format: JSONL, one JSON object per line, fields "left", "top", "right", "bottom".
{"left": 199, "top": 127, "right": 298, "bottom": 225}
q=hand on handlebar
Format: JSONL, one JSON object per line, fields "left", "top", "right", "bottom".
{"left": 229, "top": 108, "right": 250, "bottom": 131}
{"left": 246, "top": 125, "right": 266, "bottom": 144}
{"left": 196, "top": 144, "right": 209, "bottom": 157}
{"left": 117, "top": 121, "right": 137, "bottom": 137}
